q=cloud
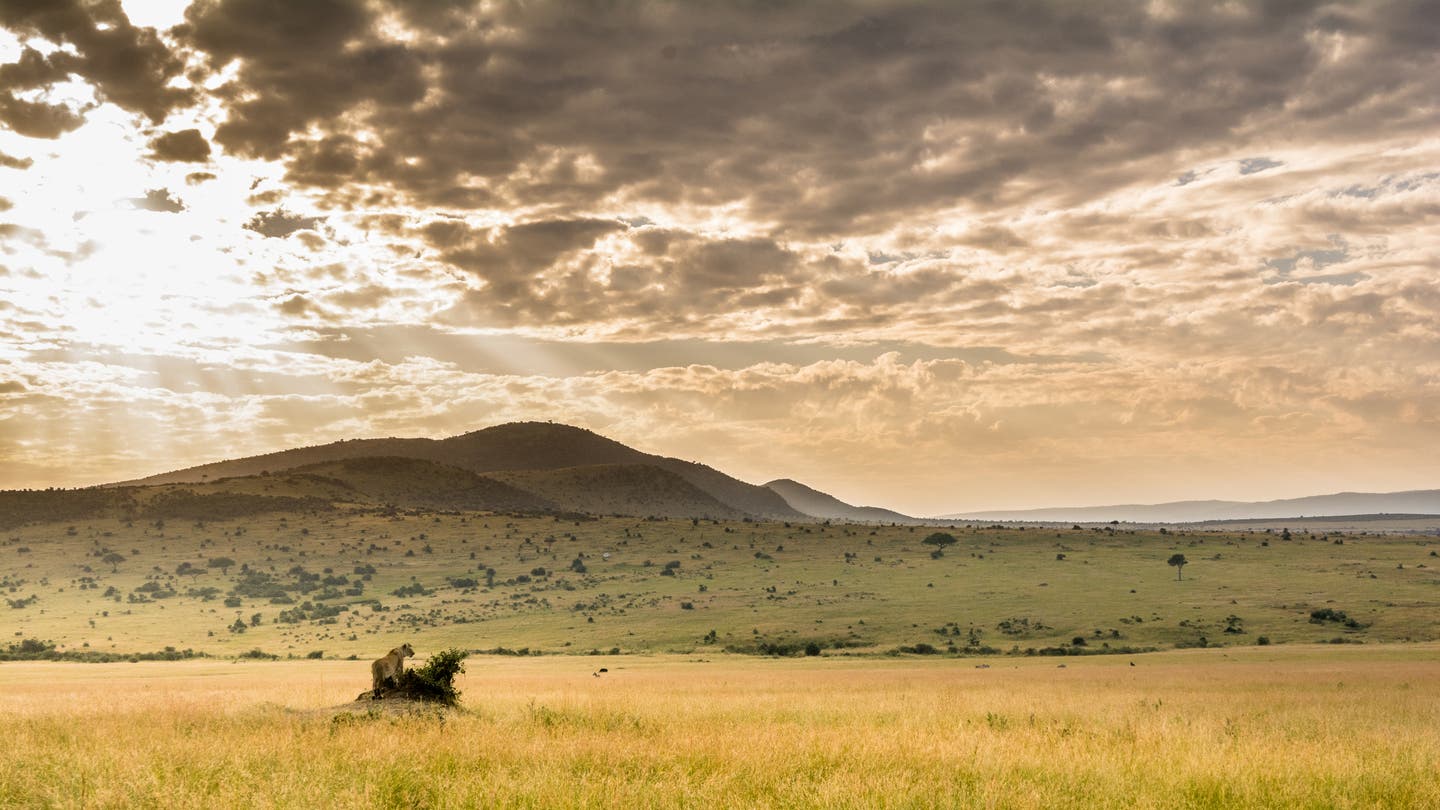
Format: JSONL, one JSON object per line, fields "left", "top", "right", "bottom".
{"left": 0, "top": 0, "right": 191, "bottom": 128}
{"left": 0, "top": 149, "right": 33, "bottom": 169}
{"left": 148, "top": 128, "right": 212, "bottom": 163}
{"left": 3, "top": 1, "right": 1439, "bottom": 512}
{"left": 0, "top": 93, "right": 86, "bottom": 138}
{"left": 154, "top": 1, "right": 1440, "bottom": 238}
{"left": 244, "top": 208, "right": 324, "bottom": 238}
{"left": 128, "top": 188, "right": 185, "bottom": 213}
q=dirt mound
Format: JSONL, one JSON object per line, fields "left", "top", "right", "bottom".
{"left": 295, "top": 693, "right": 460, "bottom": 721}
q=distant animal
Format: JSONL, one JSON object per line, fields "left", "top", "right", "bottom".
{"left": 371, "top": 643, "right": 415, "bottom": 696}
{"left": 593, "top": 667, "right": 609, "bottom": 677}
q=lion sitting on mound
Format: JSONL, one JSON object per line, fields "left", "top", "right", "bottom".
{"left": 370, "top": 643, "right": 414, "bottom": 699}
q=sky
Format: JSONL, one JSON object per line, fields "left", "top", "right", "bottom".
{"left": 0, "top": 0, "right": 1437, "bottom": 516}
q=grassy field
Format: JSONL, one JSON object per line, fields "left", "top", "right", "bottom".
{"left": 2, "top": 647, "right": 1438, "bottom": 808}
{"left": 5, "top": 511, "right": 1440, "bottom": 659}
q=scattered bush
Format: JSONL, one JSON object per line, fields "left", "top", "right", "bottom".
{"left": 1309, "top": 608, "right": 1366, "bottom": 629}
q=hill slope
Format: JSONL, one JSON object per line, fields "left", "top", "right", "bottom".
{"left": 944, "top": 489, "right": 1440, "bottom": 523}
{"left": 118, "top": 422, "right": 804, "bottom": 520}
{"left": 286, "top": 457, "right": 554, "bottom": 513}
{"left": 765, "top": 479, "right": 914, "bottom": 523}
{"left": 488, "top": 464, "right": 747, "bottom": 519}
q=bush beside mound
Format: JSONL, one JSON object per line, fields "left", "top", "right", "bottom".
{"left": 369, "top": 648, "right": 468, "bottom": 706}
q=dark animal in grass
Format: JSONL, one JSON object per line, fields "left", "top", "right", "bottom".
{"left": 371, "top": 643, "right": 415, "bottom": 698}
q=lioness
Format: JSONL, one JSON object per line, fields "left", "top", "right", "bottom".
{"left": 371, "top": 643, "right": 415, "bottom": 697}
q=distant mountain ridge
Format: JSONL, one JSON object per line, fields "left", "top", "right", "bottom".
{"left": 943, "top": 489, "right": 1440, "bottom": 524}
{"left": 764, "top": 479, "right": 914, "bottom": 523}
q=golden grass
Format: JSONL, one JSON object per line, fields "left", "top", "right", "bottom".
{"left": 3, "top": 645, "right": 1438, "bottom": 808}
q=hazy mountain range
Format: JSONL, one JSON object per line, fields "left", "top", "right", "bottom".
{"left": 943, "top": 491, "right": 1440, "bottom": 524}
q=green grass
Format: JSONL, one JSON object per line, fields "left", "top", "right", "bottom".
{"left": 3, "top": 510, "right": 1439, "bottom": 660}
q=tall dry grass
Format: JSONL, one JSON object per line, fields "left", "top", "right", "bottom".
{"left": 2, "top": 647, "right": 1438, "bottom": 808}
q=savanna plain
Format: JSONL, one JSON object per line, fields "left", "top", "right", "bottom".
{"left": 3, "top": 650, "right": 1439, "bottom": 808}
{"left": 4, "top": 509, "right": 1440, "bottom": 807}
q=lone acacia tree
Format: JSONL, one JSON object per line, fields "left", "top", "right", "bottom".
{"left": 922, "top": 532, "right": 958, "bottom": 549}
{"left": 1167, "top": 553, "right": 1188, "bottom": 581}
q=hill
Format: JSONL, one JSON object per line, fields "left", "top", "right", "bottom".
{"left": 488, "top": 464, "right": 746, "bottom": 519}
{"left": 765, "top": 479, "right": 915, "bottom": 523}
{"left": 944, "top": 489, "right": 1440, "bottom": 524}
{"left": 284, "top": 457, "right": 554, "bottom": 513}
{"left": 118, "top": 422, "right": 803, "bottom": 521}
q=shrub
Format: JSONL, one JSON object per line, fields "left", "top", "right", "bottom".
{"left": 395, "top": 648, "right": 469, "bottom": 705}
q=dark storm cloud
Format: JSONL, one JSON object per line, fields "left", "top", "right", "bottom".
{"left": 167, "top": 1, "right": 1440, "bottom": 234}
{"left": 148, "top": 128, "right": 212, "bottom": 163}
{"left": 0, "top": 0, "right": 191, "bottom": 128}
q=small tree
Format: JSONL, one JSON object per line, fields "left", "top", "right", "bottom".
{"left": 102, "top": 552, "right": 125, "bottom": 573}
{"left": 208, "top": 557, "right": 236, "bottom": 575}
{"left": 922, "top": 532, "right": 958, "bottom": 549}
{"left": 1167, "top": 553, "right": 1188, "bottom": 581}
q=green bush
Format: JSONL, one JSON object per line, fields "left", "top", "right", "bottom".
{"left": 395, "top": 648, "right": 469, "bottom": 705}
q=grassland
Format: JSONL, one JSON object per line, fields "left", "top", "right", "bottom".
{"left": 5, "top": 511, "right": 1440, "bottom": 660}
{"left": 3, "top": 647, "right": 1439, "bottom": 807}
